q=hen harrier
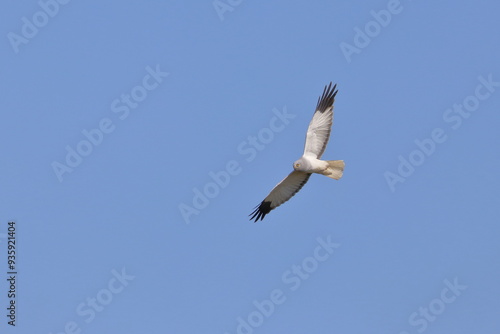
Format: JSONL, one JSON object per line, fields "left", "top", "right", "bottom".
{"left": 249, "top": 82, "right": 344, "bottom": 222}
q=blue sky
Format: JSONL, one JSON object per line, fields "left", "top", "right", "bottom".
{"left": 1, "top": 1, "right": 499, "bottom": 333}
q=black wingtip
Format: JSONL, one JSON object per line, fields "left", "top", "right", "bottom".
{"left": 249, "top": 201, "right": 272, "bottom": 222}
{"left": 316, "top": 82, "right": 338, "bottom": 113}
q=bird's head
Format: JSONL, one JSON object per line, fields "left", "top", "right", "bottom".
{"left": 293, "top": 157, "right": 308, "bottom": 171}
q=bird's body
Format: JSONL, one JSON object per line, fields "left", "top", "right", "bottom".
{"left": 249, "top": 82, "right": 344, "bottom": 222}
{"left": 293, "top": 156, "right": 341, "bottom": 176}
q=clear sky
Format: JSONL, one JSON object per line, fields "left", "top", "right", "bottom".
{"left": 1, "top": 1, "right": 499, "bottom": 333}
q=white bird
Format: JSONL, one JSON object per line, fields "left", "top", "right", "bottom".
{"left": 249, "top": 82, "right": 344, "bottom": 222}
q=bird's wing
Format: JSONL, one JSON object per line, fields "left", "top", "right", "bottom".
{"left": 303, "top": 82, "right": 338, "bottom": 159}
{"left": 249, "top": 171, "right": 311, "bottom": 222}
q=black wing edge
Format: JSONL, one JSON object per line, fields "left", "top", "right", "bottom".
{"left": 248, "top": 173, "right": 312, "bottom": 223}
{"left": 249, "top": 201, "right": 272, "bottom": 223}
{"left": 315, "top": 82, "right": 338, "bottom": 113}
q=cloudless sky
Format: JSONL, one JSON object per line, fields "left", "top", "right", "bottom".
{"left": 1, "top": 1, "right": 499, "bottom": 333}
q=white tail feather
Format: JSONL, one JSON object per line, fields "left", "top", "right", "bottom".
{"left": 322, "top": 160, "right": 345, "bottom": 180}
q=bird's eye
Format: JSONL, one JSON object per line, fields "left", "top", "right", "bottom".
{"left": 295, "top": 163, "right": 300, "bottom": 168}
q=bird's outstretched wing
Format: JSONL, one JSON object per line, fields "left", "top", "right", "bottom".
{"left": 303, "top": 82, "right": 338, "bottom": 159}
{"left": 249, "top": 171, "right": 311, "bottom": 222}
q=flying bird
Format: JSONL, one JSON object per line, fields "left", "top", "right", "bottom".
{"left": 249, "top": 82, "right": 344, "bottom": 222}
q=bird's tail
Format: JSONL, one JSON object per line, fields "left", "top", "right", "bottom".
{"left": 322, "top": 160, "right": 345, "bottom": 180}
